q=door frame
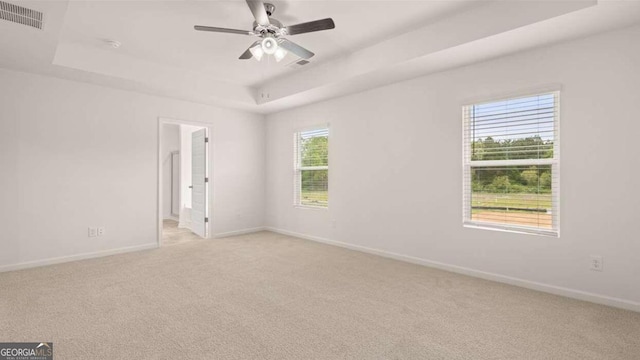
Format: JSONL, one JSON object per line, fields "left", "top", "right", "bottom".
{"left": 157, "top": 117, "right": 213, "bottom": 247}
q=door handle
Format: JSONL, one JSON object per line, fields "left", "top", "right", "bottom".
{"left": 189, "top": 185, "right": 193, "bottom": 189}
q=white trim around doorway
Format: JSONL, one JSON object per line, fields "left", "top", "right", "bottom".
{"left": 157, "top": 117, "right": 213, "bottom": 247}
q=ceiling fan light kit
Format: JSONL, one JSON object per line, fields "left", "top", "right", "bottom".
{"left": 273, "top": 47, "right": 287, "bottom": 62}
{"left": 249, "top": 43, "right": 264, "bottom": 61}
{"left": 261, "top": 36, "right": 278, "bottom": 55}
{"left": 194, "top": 0, "right": 335, "bottom": 63}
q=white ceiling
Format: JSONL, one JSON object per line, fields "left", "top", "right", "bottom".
{"left": 58, "top": 0, "right": 477, "bottom": 86}
{"left": 1, "top": 0, "right": 640, "bottom": 113}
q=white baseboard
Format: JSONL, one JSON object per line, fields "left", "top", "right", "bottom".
{"left": 265, "top": 227, "right": 640, "bottom": 313}
{"left": 214, "top": 226, "right": 266, "bottom": 238}
{"left": 0, "top": 243, "right": 159, "bottom": 273}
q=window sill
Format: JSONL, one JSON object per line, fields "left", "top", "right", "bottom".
{"left": 463, "top": 222, "right": 559, "bottom": 238}
{"left": 294, "top": 205, "right": 329, "bottom": 211}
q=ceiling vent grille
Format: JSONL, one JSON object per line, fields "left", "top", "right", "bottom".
{"left": 287, "top": 59, "right": 310, "bottom": 69}
{"left": 0, "top": 1, "right": 43, "bottom": 30}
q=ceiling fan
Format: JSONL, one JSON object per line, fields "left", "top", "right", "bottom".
{"left": 194, "top": 0, "right": 335, "bottom": 62}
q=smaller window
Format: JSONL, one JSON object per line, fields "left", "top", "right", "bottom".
{"left": 294, "top": 127, "right": 329, "bottom": 208}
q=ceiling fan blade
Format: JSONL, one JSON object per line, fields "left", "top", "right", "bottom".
{"left": 194, "top": 25, "right": 253, "bottom": 36}
{"left": 246, "top": 0, "right": 270, "bottom": 26}
{"left": 277, "top": 39, "right": 314, "bottom": 59}
{"left": 285, "top": 18, "right": 335, "bottom": 36}
{"left": 239, "top": 41, "right": 260, "bottom": 59}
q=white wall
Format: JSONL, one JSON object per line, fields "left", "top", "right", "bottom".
{"left": 161, "top": 124, "right": 179, "bottom": 220}
{"left": 265, "top": 25, "right": 640, "bottom": 308}
{"left": 0, "top": 69, "right": 265, "bottom": 270}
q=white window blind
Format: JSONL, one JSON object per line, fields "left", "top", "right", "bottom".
{"left": 463, "top": 92, "right": 560, "bottom": 237}
{"left": 294, "top": 127, "right": 329, "bottom": 208}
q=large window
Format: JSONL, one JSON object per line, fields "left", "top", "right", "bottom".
{"left": 294, "top": 127, "right": 329, "bottom": 208}
{"left": 463, "top": 92, "right": 559, "bottom": 236}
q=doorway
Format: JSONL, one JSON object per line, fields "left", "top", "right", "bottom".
{"left": 158, "top": 118, "right": 211, "bottom": 246}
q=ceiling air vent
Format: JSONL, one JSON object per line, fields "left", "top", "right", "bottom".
{"left": 0, "top": 1, "right": 43, "bottom": 30}
{"left": 287, "top": 59, "right": 310, "bottom": 69}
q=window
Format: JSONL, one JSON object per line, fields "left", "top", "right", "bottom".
{"left": 294, "top": 127, "right": 329, "bottom": 208}
{"left": 463, "top": 92, "right": 559, "bottom": 236}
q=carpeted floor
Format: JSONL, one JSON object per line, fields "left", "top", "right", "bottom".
{"left": 1, "top": 231, "right": 639, "bottom": 359}
{"left": 162, "top": 219, "right": 202, "bottom": 246}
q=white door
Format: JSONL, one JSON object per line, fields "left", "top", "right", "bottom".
{"left": 191, "top": 128, "right": 208, "bottom": 238}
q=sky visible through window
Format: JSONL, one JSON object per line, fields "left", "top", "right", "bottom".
{"left": 471, "top": 94, "right": 555, "bottom": 142}
{"left": 300, "top": 128, "right": 329, "bottom": 140}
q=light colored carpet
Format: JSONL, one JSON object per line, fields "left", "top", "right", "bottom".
{"left": 1, "top": 231, "right": 639, "bottom": 359}
{"left": 162, "top": 219, "right": 202, "bottom": 246}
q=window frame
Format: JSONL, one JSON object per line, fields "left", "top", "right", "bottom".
{"left": 293, "top": 125, "right": 330, "bottom": 209}
{"left": 462, "top": 91, "right": 560, "bottom": 237}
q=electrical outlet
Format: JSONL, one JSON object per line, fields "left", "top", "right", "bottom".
{"left": 590, "top": 255, "right": 603, "bottom": 271}
{"left": 88, "top": 227, "right": 97, "bottom": 237}
{"left": 97, "top": 227, "right": 105, "bottom": 236}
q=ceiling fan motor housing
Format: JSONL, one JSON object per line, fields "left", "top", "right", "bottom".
{"left": 253, "top": 18, "right": 283, "bottom": 36}
{"left": 251, "top": 3, "right": 283, "bottom": 36}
